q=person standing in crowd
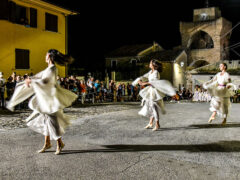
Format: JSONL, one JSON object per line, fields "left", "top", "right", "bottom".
{"left": 122, "top": 83, "right": 125, "bottom": 96}
{"left": 132, "top": 59, "right": 176, "bottom": 131}
{"left": 127, "top": 83, "right": 131, "bottom": 100}
{"left": 87, "top": 77, "right": 94, "bottom": 88}
{"left": 0, "top": 72, "right": 6, "bottom": 109}
{"left": 7, "top": 49, "right": 77, "bottom": 155}
{"left": 117, "top": 83, "right": 122, "bottom": 101}
{"left": 6, "top": 76, "right": 15, "bottom": 101}
{"left": 94, "top": 80, "right": 101, "bottom": 102}
{"left": 203, "top": 63, "right": 235, "bottom": 125}
{"left": 68, "top": 75, "right": 75, "bottom": 91}
{"left": 79, "top": 80, "right": 87, "bottom": 104}
{"left": 109, "top": 80, "right": 115, "bottom": 102}
{"left": 56, "top": 75, "right": 61, "bottom": 85}
{"left": 100, "top": 84, "right": 105, "bottom": 102}
{"left": 60, "top": 77, "right": 65, "bottom": 88}
{"left": 87, "top": 77, "right": 95, "bottom": 103}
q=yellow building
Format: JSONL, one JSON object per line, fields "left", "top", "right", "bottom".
{"left": 0, "top": 0, "right": 77, "bottom": 78}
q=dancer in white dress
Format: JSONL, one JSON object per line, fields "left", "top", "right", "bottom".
{"left": 192, "top": 86, "right": 199, "bottom": 102}
{"left": 7, "top": 49, "right": 78, "bottom": 155}
{"left": 203, "top": 63, "right": 235, "bottom": 125}
{"left": 132, "top": 60, "right": 176, "bottom": 131}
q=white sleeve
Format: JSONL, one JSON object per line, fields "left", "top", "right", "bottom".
{"left": 203, "top": 74, "right": 217, "bottom": 89}
{"left": 132, "top": 72, "right": 149, "bottom": 86}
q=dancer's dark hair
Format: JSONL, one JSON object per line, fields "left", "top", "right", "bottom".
{"left": 151, "top": 59, "right": 162, "bottom": 72}
{"left": 48, "top": 49, "right": 74, "bottom": 66}
{"left": 221, "top": 63, "right": 228, "bottom": 70}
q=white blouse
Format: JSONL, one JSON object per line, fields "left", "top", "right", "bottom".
{"left": 215, "top": 72, "right": 230, "bottom": 86}
{"left": 142, "top": 70, "right": 160, "bottom": 82}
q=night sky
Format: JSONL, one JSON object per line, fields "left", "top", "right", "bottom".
{"left": 46, "top": 0, "right": 240, "bottom": 74}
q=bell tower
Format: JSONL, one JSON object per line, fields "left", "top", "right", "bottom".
{"left": 180, "top": 3, "right": 232, "bottom": 67}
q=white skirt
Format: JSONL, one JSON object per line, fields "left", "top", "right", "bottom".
{"left": 203, "top": 82, "right": 235, "bottom": 118}
{"left": 27, "top": 110, "right": 71, "bottom": 140}
{"left": 209, "top": 96, "right": 230, "bottom": 118}
{"left": 138, "top": 99, "right": 166, "bottom": 122}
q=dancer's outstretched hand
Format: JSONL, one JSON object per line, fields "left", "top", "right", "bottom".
{"left": 138, "top": 80, "right": 143, "bottom": 86}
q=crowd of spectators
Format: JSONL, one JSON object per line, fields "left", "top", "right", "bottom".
{"left": 0, "top": 72, "right": 146, "bottom": 109}
{"left": 2, "top": 72, "right": 240, "bottom": 110}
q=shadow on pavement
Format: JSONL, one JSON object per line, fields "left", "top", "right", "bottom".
{"left": 188, "top": 123, "right": 240, "bottom": 129}
{"left": 0, "top": 110, "right": 24, "bottom": 115}
{"left": 58, "top": 141, "right": 240, "bottom": 154}
{"left": 159, "top": 123, "right": 240, "bottom": 131}
{"left": 71, "top": 102, "right": 139, "bottom": 108}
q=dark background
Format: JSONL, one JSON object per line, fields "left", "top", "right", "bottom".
{"left": 46, "top": 0, "right": 240, "bottom": 76}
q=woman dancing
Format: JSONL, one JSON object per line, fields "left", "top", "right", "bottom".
{"left": 132, "top": 59, "right": 176, "bottom": 131}
{"left": 7, "top": 49, "right": 78, "bottom": 155}
{"left": 203, "top": 63, "right": 235, "bottom": 125}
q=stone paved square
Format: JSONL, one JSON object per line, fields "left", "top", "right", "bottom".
{"left": 1, "top": 102, "right": 240, "bottom": 179}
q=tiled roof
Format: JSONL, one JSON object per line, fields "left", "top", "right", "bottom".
{"left": 141, "top": 49, "right": 184, "bottom": 62}
{"left": 105, "top": 44, "right": 153, "bottom": 58}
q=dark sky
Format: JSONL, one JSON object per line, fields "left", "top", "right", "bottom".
{"left": 46, "top": 0, "right": 240, "bottom": 71}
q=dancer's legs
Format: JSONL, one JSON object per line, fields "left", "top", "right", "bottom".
{"left": 221, "top": 98, "right": 230, "bottom": 125}
{"left": 55, "top": 137, "right": 65, "bottom": 155}
{"left": 145, "top": 116, "right": 154, "bottom": 129}
{"left": 38, "top": 136, "right": 51, "bottom": 153}
{"left": 208, "top": 111, "right": 217, "bottom": 123}
{"left": 152, "top": 102, "right": 160, "bottom": 131}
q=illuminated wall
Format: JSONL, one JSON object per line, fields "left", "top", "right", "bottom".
{"left": 0, "top": 0, "right": 71, "bottom": 78}
{"left": 173, "top": 52, "right": 187, "bottom": 90}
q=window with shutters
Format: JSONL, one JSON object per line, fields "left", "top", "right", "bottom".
{"left": 15, "top": 49, "right": 30, "bottom": 69}
{"left": 45, "top": 13, "right": 58, "bottom": 32}
{"left": 0, "top": 0, "right": 9, "bottom": 20}
{"left": 15, "top": 4, "right": 28, "bottom": 25}
{"left": 8, "top": 2, "right": 37, "bottom": 28}
{"left": 30, "top": 8, "right": 37, "bottom": 28}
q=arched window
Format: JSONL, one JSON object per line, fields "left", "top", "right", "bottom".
{"left": 189, "top": 31, "right": 214, "bottom": 49}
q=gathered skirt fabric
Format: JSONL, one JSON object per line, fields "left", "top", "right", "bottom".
{"left": 203, "top": 82, "right": 235, "bottom": 118}
{"left": 209, "top": 96, "right": 230, "bottom": 118}
{"left": 138, "top": 99, "right": 166, "bottom": 122}
{"left": 27, "top": 110, "right": 71, "bottom": 140}
{"left": 137, "top": 80, "right": 175, "bottom": 122}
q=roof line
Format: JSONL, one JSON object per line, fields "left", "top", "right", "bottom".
{"left": 41, "top": 0, "right": 79, "bottom": 14}
{"left": 16, "top": 0, "right": 79, "bottom": 15}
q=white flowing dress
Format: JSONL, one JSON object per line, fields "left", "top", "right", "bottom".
{"left": 203, "top": 72, "right": 235, "bottom": 118}
{"left": 192, "top": 90, "right": 199, "bottom": 102}
{"left": 7, "top": 64, "right": 78, "bottom": 140}
{"left": 132, "top": 70, "right": 176, "bottom": 122}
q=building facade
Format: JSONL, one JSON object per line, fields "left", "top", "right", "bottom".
{"left": 142, "top": 49, "right": 188, "bottom": 89}
{"left": 180, "top": 7, "right": 232, "bottom": 67}
{"left": 105, "top": 42, "right": 164, "bottom": 81}
{"left": 0, "top": 0, "right": 76, "bottom": 78}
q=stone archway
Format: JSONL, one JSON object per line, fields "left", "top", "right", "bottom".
{"left": 189, "top": 60, "right": 209, "bottom": 68}
{"left": 188, "top": 30, "right": 214, "bottom": 49}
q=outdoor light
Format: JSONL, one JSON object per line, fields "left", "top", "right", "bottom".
{"left": 180, "top": 62, "right": 184, "bottom": 67}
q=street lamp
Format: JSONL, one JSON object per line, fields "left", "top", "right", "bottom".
{"left": 180, "top": 62, "right": 184, "bottom": 67}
